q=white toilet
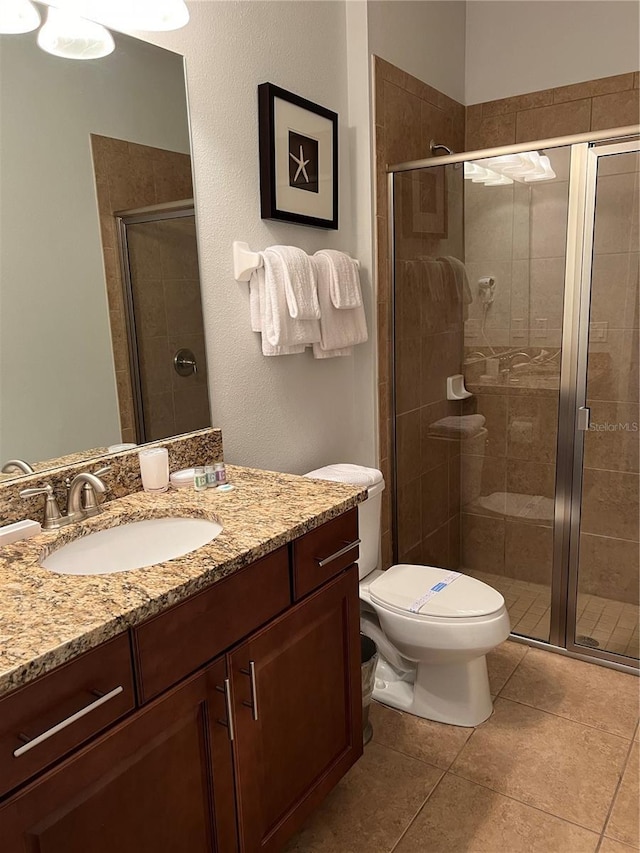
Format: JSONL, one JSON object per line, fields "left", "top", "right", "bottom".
{"left": 305, "top": 464, "right": 511, "bottom": 727}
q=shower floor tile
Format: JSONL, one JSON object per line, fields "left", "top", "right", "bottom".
{"left": 465, "top": 568, "right": 639, "bottom": 659}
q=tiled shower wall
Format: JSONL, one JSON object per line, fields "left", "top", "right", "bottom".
{"left": 373, "top": 56, "right": 465, "bottom": 569}
{"left": 90, "top": 135, "right": 193, "bottom": 443}
{"left": 376, "top": 63, "right": 639, "bottom": 589}
{"left": 464, "top": 73, "right": 639, "bottom": 602}
{"left": 580, "top": 152, "right": 639, "bottom": 604}
{"left": 458, "top": 150, "right": 571, "bottom": 588}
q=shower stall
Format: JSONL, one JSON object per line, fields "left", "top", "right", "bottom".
{"left": 116, "top": 201, "right": 210, "bottom": 444}
{"left": 388, "top": 126, "right": 639, "bottom": 671}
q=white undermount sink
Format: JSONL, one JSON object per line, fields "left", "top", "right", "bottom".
{"left": 42, "top": 517, "right": 223, "bottom": 576}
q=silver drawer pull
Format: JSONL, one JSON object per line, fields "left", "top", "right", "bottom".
{"left": 240, "top": 661, "right": 259, "bottom": 721}
{"left": 316, "top": 539, "right": 361, "bottom": 569}
{"left": 215, "top": 678, "right": 235, "bottom": 742}
{"left": 13, "top": 685, "right": 124, "bottom": 758}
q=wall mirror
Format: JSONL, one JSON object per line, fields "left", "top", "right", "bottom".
{"left": 0, "top": 2, "right": 211, "bottom": 482}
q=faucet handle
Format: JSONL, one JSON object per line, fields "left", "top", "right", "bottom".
{"left": 20, "top": 484, "right": 64, "bottom": 531}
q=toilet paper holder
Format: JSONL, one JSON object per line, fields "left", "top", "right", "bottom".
{"left": 447, "top": 374, "right": 473, "bottom": 401}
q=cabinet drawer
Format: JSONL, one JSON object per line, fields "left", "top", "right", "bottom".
{"left": 0, "top": 633, "right": 135, "bottom": 799}
{"left": 292, "top": 509, "right": 359, "bottom": 599}
{"left": 133, "top": 546, "right": 291, "bottom": 702}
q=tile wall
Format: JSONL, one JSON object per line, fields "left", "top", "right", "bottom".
{"left": 375, "top": 62, "right": 638, "bottom": 624}
{"left": 463, "top": 73, "right": 639, "bottom": 609}
{"left": 373, "top": 56, "right": 466, "bottom": 568}
{"left": 127, "top": 217, "right": 210, "bottom": 441}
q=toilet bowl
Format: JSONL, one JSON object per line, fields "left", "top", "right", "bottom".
{"left": 304, "top": 464, "right": 511, "bottom": 727}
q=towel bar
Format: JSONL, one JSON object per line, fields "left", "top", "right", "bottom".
{"left": 233, "top": 241, "right": 360, "bottom": 283}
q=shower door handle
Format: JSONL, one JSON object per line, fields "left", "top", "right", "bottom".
{"left": 577, "top": 406, "right": 590, "bottom": 431}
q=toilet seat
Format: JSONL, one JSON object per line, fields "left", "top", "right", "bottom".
{"left": 369, "top": 564, "right": 505, "bottom": 620}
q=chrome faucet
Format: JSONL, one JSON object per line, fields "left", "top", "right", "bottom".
{"left": 2, "top": 459, "right": 35, "bottom": 475}
{"left": 66, "top": 471, "right": 108, "bottom": 522}
{"left": 21, "top": 467, "right": 109, "bottom": 531}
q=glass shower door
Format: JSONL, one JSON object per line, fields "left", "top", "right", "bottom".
{"left": 569, "top": 142, "right": 640, "bottom": 664}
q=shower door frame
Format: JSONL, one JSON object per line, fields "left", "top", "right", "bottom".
{"left": 565, "top": 137, "right": 640, "bottom": 667}
{"left": 386, "top": 125, "right": 640, "bottom": 672}
{"left": 115, "top": 200, "right": 196, "bottom": 444}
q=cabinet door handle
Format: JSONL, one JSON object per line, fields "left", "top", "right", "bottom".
{"left": 240, "top": 661, "right": 259, "bottom": 721}
{"left": 316, "top": 538, "right": 361, "bottom": 568}
{"left": 13, "top": 686, "right": 124, "bottom": 758}
{"left": 215, "top": 678, "right": 235, "bottom": 741}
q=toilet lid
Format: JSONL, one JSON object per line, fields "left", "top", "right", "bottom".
{"left": 369, "top": 564, "right": 504, "bottom": 618}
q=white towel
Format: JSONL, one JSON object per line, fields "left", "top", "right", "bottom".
{"left": 314, "top": 249, "right": 363, "bottom": 309}
{"left": 312, "top": 253, "right": 367, "bottom": 359}
{"left": 437, "top": 256, "right": 473, "bottom": 305}
{"left": 267, "top": 246, "right": 320, "bottom": 319}
{"left": 250, "top": 265, "right": 316, "bottom": 356}
{"left": 312, "top": 345, "right": 353, "bottom": 359}
{"left": 428, "top": 414, "right": 486, "bottom": 439}
{"left": 249, "top": 276, "right": 262, "bottom": 333}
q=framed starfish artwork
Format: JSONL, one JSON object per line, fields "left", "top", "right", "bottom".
{"left": 258, "top": 83, "right": 338, "bottom": 229}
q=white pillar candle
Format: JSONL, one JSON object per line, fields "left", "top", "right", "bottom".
{"left": 139, "top": 447, "right": 169, "bottom": 493}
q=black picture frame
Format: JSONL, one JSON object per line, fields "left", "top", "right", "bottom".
{"left": 258, "top": 82, "right": 338, "bottom": 230}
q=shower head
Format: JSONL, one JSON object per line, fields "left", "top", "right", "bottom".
{"left": 430, "top": 140, "right": 454, "bottom": 156}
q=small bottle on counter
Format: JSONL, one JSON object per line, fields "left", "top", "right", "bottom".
{"left": 205, "top": 464, "right": 216, "bottom": 488}
{"left": 214, "top": 462, "right": 227, "bottom": 486}
{"left": 193, "top": 466, "right": 207, "bottom": 492}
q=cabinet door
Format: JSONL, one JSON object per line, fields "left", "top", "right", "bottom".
{"left": 230, "top": 565, "right": 362, "bottom": 852}
{"left": 0, "top": 657, "right": 238, "bottom": 853}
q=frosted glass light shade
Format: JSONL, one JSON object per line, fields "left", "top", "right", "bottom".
{"left": 464, "top": 150, "right": 555, "bottom": 186}
{"left": 73, "top": 0, "right": 189, "bottom": 32}
{"left": 37, "top": 7, "right": 115, "bottom": 59}
{"left": 0, "top": 0, "right": 41, "bottom": 34}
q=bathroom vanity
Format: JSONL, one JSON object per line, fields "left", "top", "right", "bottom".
{"left": 0, "top": 466, "right": 365, "bottom": 852}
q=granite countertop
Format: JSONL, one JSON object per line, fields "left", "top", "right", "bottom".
{"left": 0, "top": 465, "right": 366, "bottom": 699}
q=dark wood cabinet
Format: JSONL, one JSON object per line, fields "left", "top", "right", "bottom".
{"left": 0, "top": 511, "right": 363, "bottom": 853}
{"left": 1, "top": 656, "right": 238, "bottom": 853}
{"left": 230, "top": 566, "right": 362, "bottom": 851}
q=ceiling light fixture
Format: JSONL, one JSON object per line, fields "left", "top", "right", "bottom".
{"left": 37, "top": 6, "right": 115, "bottom": 60}
{"left": 0, "top": 0, "right": 41, "bottom": 34}
{"left": 57, "top": 0, "right": 190, "bottom": 32}
{"left": 464, "top": 151, "right": 556, "bottom": 186}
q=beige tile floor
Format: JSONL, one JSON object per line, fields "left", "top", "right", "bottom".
{"left": 286, "top": 643, "right": 639, "bottom": 853}
{"left": 468, "top": 570, "right": 640, "bottom": 660}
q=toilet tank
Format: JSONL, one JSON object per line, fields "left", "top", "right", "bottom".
{"left": 304, "top": 464, "right": 385, "bottom": 581}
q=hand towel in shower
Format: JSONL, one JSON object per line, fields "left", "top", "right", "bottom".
{"left": 313, "top": 250, "right": 363, "bottom": 309}
{"left": 266, "top": 245, "right": 320, "bottom": 319}
{"left": 312, "top": 252, "right": 368, "bottom": 358}
{"left": 437, "top": 256, "right": 473, "bottom": 305}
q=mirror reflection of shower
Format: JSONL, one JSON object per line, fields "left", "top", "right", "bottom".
{"left": 116, "top": 201, "right": 211, "bottom": 444}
